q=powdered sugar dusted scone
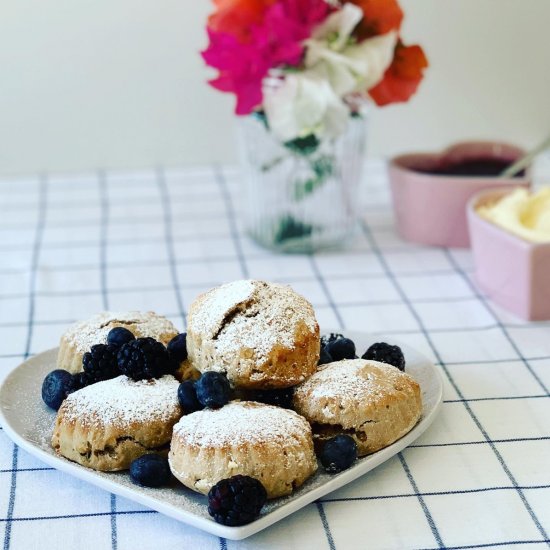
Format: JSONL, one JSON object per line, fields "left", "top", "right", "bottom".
{"left": 168, "top": 401, "right": 317, "bottom": 498}
{"left": 293, "top": 359, "right": 422, "bottom": 456}
{"left": 57, "top": 311, "right": 179, "bottom": 373}
{"left": 52, "top": 375, "right": 181, "bottom": 471}
{"left": 186, "top": 280, "right": 320, "bottom": 389}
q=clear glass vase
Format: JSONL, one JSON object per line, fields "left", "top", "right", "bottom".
{"left": 238, "top": 114, "right": 367, "bottom": 253}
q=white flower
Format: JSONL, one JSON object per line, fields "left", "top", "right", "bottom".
{"left": 305, "top": 4, "right": 397, "bottom": 97}
{"left": 263, "top": 69, "right": 349, "bottom": 142}
{"left": 261, "top": 3, "right": 397, "bottom": 142}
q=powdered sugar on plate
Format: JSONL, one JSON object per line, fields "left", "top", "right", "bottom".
{"left": 62, "top": 311, "right": 179, "bottom": 354}
{"left": 61, "top": 375, "right": 181, "bottom": 429}
{"left": 173, "top": 401, "right": 311, "bottom": 447}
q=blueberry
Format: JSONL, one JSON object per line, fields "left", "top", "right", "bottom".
{"left": 167, "top": 333, "right": 188, "bottom": 363}
{"left": 248, "top": 387, "right": 294, "bottom": 409}
{"left": 318, "top": 347, "right": 333, "bottom": 366}
{"left": 320, "top": 333, "right": 344, "bottom": 348}
{"left": 320, "top": 435, "right": 358, "bottom": 473}
{"left": 326, "top": 338, "right": 356, "bottom": 361}
{"left": 129, "top": 454, "right": 171, "bottom": 488}
{"left": 107, "top": 327, "right": 135, "bottom": 348}
{"left": 195, "top": 372, "right": 232, "bottom": 409}
{"left": 41, "top": 369, "right": 76, "bottom": 410}
{"left": 177, "top": 380, "right": 203, "bottom": 413}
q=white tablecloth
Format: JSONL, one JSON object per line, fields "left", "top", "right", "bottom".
{"left": 0, "top": 161, "right": 549, "bottom": 550}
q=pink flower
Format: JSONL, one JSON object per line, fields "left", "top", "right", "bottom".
{"left": 202, "top": 0, "right": 333, "bottom": 115}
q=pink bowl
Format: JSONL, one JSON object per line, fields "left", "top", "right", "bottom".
{"left": 468, "top": 188, "right": 550, "bottom": 321}
{"left": 389, "top": 141, "right": 530, "bottom": 247}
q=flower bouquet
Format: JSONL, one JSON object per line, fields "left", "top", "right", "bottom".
{"left": 203, "top": 0, "right": 428, "bottom": 252}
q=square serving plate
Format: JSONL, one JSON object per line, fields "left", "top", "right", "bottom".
{"left": 0, "top": 331, "right": 442, "bottom": 540}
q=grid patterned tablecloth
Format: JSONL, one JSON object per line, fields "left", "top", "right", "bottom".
{"left": 0, "top": 161, "right": 549, "bottom": 550}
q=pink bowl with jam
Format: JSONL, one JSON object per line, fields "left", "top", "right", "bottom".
{"left": 388, "top": 141, "right": 531, "bottom": 247}
{"left": 467, "top": 188, "right": 550, "bottom": 321}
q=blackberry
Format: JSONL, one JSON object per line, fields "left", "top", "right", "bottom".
{"left": 318, "top": 347, "right": 333, "bottom": 366}
{"left": 326, "top": 338, "right": 356, "bottom": 361}
{"left": 41, "top": 369, "right": 77, "bottom": 410}
{"left": 82, "top": 344, "right": 120, "bottom": 384}
{"left": 195, "top": 372, "right": 232, "bottom": 409}
{"left": 248, "top": 387, "right": 294, "bottom": 409}
{"left": 362, "top": 342, "right": 405, "bottom": 371}
{"left": 107, "top": 327, "right": 135, "bottom": 348}
{"left": 177, "top": 380, "right": 203, "bottom": 414}
{"left": 208, "top": 475, "right": 267, "bottom": 526}
{"left": 117, "top": 337, "right": 172, "bottom": 380}
{"left": 129, "top": 454, "right": 171, "bottom": 488}
{"left": 167, "top": 333, "right": 188, "bottom": 363}
{"left": 320, "top": 435, "right": 358, "bottom": 473}
{"left": 320, "top": 333, "right": 344, "bottom": 348}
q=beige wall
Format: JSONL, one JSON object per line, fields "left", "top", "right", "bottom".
{"left": 1, "top": 0, "right": 549, "bottom": 175}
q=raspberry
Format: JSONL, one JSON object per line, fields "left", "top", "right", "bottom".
{"left": 82, "top": 344, "right": 120, "bottom": 384}
{"left": 362, "top": 342, "right": 405, "bottom": 371}
{"left": 208, "top": 475, "right": 267, "bottom": 526}
{"left": 117, "top": 337, "right": 172, "bottom": 380}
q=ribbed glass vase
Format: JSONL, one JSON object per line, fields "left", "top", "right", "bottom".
{"left": 238, "top": 114, "right": 367, "bottom": 253}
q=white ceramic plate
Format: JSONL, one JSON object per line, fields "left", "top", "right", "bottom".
{"left": 0, "top": 331, "right": 442, "bottom": 540}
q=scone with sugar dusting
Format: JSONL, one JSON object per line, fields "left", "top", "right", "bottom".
{"left": 52, "top": 375, "right": 182, "bottom": 471}
{"left": 186, "top": 280, "right": 320, "bottom": 389}
{"left": 168, "top": 401, "right": 317, "bottom": 499}
{"left": 57, "top": 311, "right": 179, "bottom": 374}
{"left": 293, "top": 359, "right": 422, "bottom": 456}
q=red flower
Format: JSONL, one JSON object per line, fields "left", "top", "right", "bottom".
{"left": 347, "top": 0, "right": 403, "bottom": 40}
{"left": 369, "top": 41, "right": 428, "bottom": 106}
{"left": 208, "top": 0, "right": 276, "bottom": 42}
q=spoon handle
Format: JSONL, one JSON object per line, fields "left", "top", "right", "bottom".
{"left": 500, "top": 133, "right": 550, "bottom": 178}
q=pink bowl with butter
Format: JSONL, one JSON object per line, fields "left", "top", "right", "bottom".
{"left": 389, "top": 141, "right": 530, "bottom": 247}
{"left": 467, "top": 188, "right": 550, "bottom": 321}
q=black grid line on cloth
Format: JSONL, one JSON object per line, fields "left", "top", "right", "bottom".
{"left": 360, "top": 219, "right": 549, "bottom": 542}
{"left": 444, "top": 249, "right": 549, "bottom": 395}
{"left": 310, "top": 252, "right": 444, "bottom": 548}
{"left": 321, "top": 483, "right": 550, "bottom": 502}
{"left": 315, "top": 502, "right": 336, "bottom": 550}
{"left": 3, "top": 175, "right": 48, "bottom": 550}
{"left": 214, "top": 166, "right": 250, "bottom": 278}
{"left": 98, "top": 171, "right": 119, "bottom": 550}
{"left": 419, "top": 541, "right": 550, "bottom": 550}
{"left": 156, "top": 167, "right": 187, "bottom": 327}
{"left": 0, "top": 511, "right": 156, "bottom": 523}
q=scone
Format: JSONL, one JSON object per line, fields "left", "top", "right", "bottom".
{"left": 293, "top": 359, "right": 422, "bottom": 456}
{"left": 186, "top": 280, "right": 320, "bottom": 389}
{"left": 57, "top": 311, "right": 179, "bottom": 373}
{"left": 168, "top": 401, "right": 317, "bottom": 498}
{"left": 52, "top": 375, "right": 182, "bottom": 471}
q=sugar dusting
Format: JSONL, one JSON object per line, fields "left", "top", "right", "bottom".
{"left": 62, "top": 311, "right": 178, "bottom": 354}
{"left": 295, "top": 359, "right": 409, "bottom": 404}
{"left": 189, "top": 280, "right": 317, "bottom": 361}
{"left": 173, "top": 401, "right": 311, "bottom": 447}
{"left": 61, "top": 375, "right": 181, "bottom": 429}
